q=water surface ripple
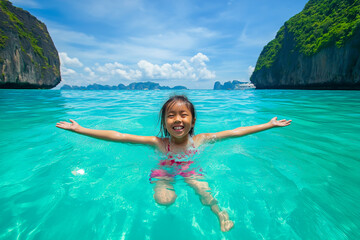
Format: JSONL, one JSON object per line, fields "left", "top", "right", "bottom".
{"left": 0, "top": 89, "right": 359, "bottom": 239}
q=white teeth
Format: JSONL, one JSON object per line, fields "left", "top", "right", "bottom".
{"left": 174, "top": 126, "right": 184, "bottom": 130}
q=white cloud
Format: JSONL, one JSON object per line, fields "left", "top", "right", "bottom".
{"left": 57, "top": 52, "right": 216, "bottom": 87}
{"left": 137, "top": 53, "right": 215, "bottom": 80}
{"left": 248, "top": 65, "right": 255, "bottom": 76}
{"left": 96, "top": 62, "right": 127, "bottom": 73}
{"left": 190, "top": 53, "right": 209, "bottom": 66}
{"left": 83, "top": 52, "right": 215, "bottom": 82}
{"left": 61, "top": 67, "right": 76, "bottom": 76}
{"left": 59, "top": 52, "right": 83, "bottom": 67}
{"left": 84, "top": 67, "right": 95, "bottom": 77}
{"left": 92, "top": 62, "right": 142, "bottom": 80}
{"left": 112, "top": 69, "right": 142, "bottom": 80}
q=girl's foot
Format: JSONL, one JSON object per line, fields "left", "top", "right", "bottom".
{"left": 218, "top": 211, "right": 234, "bottom": 232}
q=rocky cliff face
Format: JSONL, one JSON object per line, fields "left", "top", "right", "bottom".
{"left": 250, "top": 0, "right": 360, "bottom": 90}
{"left": 0, "top": 0, "right": 61, "bottom": 89}
{"left": 251, "top": 27, "right": 360, "bottom": 89}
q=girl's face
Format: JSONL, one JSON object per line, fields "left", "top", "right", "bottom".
{"left": 165, "top": 101, "right": 195, "bottom": 140}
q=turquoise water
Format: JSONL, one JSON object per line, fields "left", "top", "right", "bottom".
{"left": 1, "top": 89, "right": 359, "bottom": 239}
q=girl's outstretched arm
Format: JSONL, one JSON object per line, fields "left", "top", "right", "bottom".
{"left": 195, "top": 117, "right": 291, "bottom": 145}
{"left": 56, "top": 119, "right": 161, "bottom": 146}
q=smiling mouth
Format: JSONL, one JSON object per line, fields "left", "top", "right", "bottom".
{"left": 173, "top": 126, "right": 184, "bottom": 131}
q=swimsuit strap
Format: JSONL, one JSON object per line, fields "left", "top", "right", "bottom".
{"left": 167, "top": 142, "right": 171, "bottom": 152}
{"left": 189, "top": 136, "right": 196, "bottom": 148}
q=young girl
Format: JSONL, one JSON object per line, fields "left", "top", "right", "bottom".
{"left": 56, "top": 95, "right": 291, "bottom": 232}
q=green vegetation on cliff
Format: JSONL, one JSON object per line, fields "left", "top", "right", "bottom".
{"left": 0, "top": 29, "right": 8, "bottom": 48}
{"left": 0, "top": 0, "right": 48, "bottom": 64}
{"left": 255, "top": 0, "right": 360, "bottom": 71}
{"left": 255, "top": 27, "right": 285, "bottom": 70}
{"left": 0, "top": 0, "right": 61, "bottom": 88}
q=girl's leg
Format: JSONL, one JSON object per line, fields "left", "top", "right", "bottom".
{"left": 152, "top": 177, "right": 177, "bottom": 206}
{"left": 184, "top": 177, "right": 234, "bottom": 232}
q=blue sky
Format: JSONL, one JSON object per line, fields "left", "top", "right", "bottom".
{"left": 11, "top": 0, "right": 308, "bottom": 89}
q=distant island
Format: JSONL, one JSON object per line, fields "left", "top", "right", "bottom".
{"left": 60, "top": 81, "right": 188, "bottom": 90}
{"left": 214, "top": 80, "right": 255, "bottom": 90}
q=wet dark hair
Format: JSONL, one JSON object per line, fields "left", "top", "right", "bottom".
{"left": 159, "top": 95, "right": 196, "bottom": 137}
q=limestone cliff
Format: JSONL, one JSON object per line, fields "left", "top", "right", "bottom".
{"left": 0, "top": 0, "right": 61, "bottom": 89}
{"left": 251, "top": 0, "right": 360, "bottom": 89}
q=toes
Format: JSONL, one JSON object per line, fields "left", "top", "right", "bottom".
{"left": 221, "top": 220, "right": 234, "bottom": 232}
{"left": 219, "top": 211, "right": 234, "bottom": 232}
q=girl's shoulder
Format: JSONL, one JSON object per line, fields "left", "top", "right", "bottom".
{"left": 156, "top": 137, "right": 169, "bottom": 144}
{"left": 155, "top": 137, "right": 170, "bottom": 153}
{"left": 193, "top": 133, "right": 210, "bottom": 147}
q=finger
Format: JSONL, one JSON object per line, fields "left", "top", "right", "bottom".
{"left": 280, "top": 119, "right": 291, "bottom": 123}
{"left": 69, "top": 119, "right": 75, "bottom": 123}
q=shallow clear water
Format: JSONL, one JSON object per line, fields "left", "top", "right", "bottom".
{"left": 1, "top": 89, "right": 359, "bottom": 240}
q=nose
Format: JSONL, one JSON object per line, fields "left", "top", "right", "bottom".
{"left": 174, "top": 114, "right": 182, "bottom": 122}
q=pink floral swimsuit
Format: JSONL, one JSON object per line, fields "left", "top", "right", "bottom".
{"left": 149, "top": 138, "right": 203, "bottom": 182}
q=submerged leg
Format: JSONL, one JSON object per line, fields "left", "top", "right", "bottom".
{"left": 150, "top": 169, "right": 177, "bottom": 206}
{"left": 152, "top": 177, "right": 177, "bottom": 206}
{"left": 185, "top": 177, "right": 234, "bottom": 232}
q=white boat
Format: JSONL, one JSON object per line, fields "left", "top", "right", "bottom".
{"left": 234, "top": 82, "right": 256, "bottom": 90}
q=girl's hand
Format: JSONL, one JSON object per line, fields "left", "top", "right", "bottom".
{"left": 270, "top": 117, "right": 292, "bottom": 127}
{"left": 56, "top": 119, "right": 80, "bottom": 131}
